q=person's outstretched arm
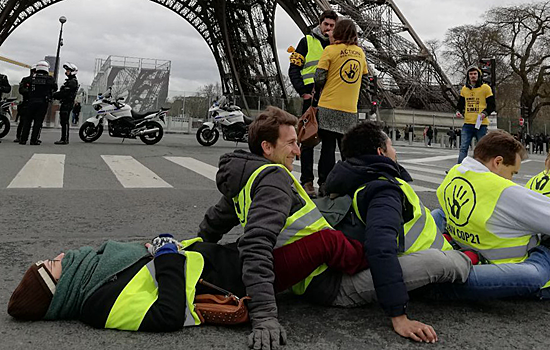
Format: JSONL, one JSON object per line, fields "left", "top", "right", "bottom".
{"left": 362, "top": 182, "right": 438, "bottom": 343}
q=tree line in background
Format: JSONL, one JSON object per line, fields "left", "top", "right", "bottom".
{"left": 172, "top": 1, "right": 550, "bottom": 133}
{"left": 438, "top": 0, "right": 550, "bottom": 133}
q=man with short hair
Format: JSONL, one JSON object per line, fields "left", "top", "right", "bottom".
{"left": 309, "top": 121, "right": 472, "bottom": 343}
{"left": 432, "top": 130, "right": 550, "bottom": 299}
{"left": 199, "top": 106, "right": 331, "bottom": 349}
{"left": 200, "top": 114, "right": 472, "bottom": 346}
{"left": 455, "top": 66, "right": 496, "bottom": 163}
{"left": 288, "top": 10, "right": 338, "bottom": 198}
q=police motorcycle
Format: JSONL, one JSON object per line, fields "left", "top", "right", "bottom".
{"left": 79, "top": 87, "right": 168, "bottom": 145}
{"left": 196, "top": 96, "right": 254, "bottom": 146}
{"left": 0, "top": 97, "right": 16, "bottom": 139}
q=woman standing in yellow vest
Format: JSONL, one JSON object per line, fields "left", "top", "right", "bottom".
{"left": 432, "top": 131, "right": 550, "bottom": 300}
{"left": 313, "top": 18, "right": 368, "bottom": 196}
{"left": 526, "top": 152, "right": 550, "bottom": 198}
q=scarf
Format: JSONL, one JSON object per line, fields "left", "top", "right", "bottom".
{"left": 44, "top": 241, "right": 149, "bottom": 320}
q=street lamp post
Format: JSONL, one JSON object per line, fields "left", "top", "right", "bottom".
{"left": 53, "top": 16, "right": 67, "bottom": 86}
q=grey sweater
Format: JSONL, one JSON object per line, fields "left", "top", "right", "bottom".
{"left": 198, "top": 150, "right": 304, "bottom": 323}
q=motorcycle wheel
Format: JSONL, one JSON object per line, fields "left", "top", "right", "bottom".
{"left": 0, "top": 114, "right": 10, "bottom": 138}
{"left": 196, "top": 125, "right": 219, "bottom": 146}
{"left": 79, "top": 122, "right": 103, "bottom": 142}
{"left": 139, "top": 121, "right": 163, "bottom": 145}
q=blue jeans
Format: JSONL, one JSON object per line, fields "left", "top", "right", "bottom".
{"left": 457, "top": 124, "right": 488, "bottom": 164}
{"left": 431, "top": 208, "right": 446, "bottom": 234}
{"left": 433, "top": 246, "right": 550, "bottom": 300}
{"left": 429, "top": 208, "right": 550, "bottom": 300}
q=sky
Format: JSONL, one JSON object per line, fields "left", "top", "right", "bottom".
{"left": 0, "top": 0, "right": 536, "bottom": 96}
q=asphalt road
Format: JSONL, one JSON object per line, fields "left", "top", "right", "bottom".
{"left": 1, "top": 128, "right": 549, "bottom": 350}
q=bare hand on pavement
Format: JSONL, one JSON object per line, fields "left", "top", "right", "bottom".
{"left": 391, "top": 315, "right": 438, "bottom": 343}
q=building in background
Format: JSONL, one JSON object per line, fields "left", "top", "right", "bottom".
{"left": 89, "top": 55, "right": 170, "bottom": 112}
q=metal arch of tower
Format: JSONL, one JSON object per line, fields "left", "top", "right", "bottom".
{"left": 334, "top": 0, "right": 459, "bottom": 110}
{"left": 276, "top": 0, "right": 459, "bottom": 111}
{"left": 0, "top": 0, "right": 288, "bottom": 111}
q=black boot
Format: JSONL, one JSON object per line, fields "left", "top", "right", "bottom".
{"left": 54, "top": 140, "right": 68, "bottom": 145}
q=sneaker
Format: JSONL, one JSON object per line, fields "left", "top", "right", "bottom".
{"left": 318, "top": 183, "right": 327, "bottom": 197}
{"left": 54, "top": 140, "right": 68, "bottom": 145}
{"left": 13, "top": 138, "right": 19, "bottom": 143}
{"left": 303, "top": 182, "right": 317, "bottom": 199}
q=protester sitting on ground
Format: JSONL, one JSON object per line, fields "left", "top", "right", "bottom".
{"left": 198, "top": 108, "right": 472, "bottom": 346}
{"left": 8, "top": 230, "right": 368, "bottom": 331}
{"left": 305, "top": 121, "right": 476, "bottom": 343}
{"left": 526, "top": 152, "right": 550, "bottom": 198}
{"left": 431, "top": 130, "right": 550, "bottom": 300}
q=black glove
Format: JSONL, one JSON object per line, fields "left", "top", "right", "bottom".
{"left": 248, "top": 317, "right": 287, "bottom": 350}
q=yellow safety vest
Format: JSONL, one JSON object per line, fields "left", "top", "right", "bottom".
{"left": 352, "top": 177, "right": 452, "bottom": 254}
{"left": 301, "top": 35, "right": 324, "bottom": 85}
{"left": 526, "top": 170, "right": 550, "bottom": 198}
{"left": 105, "top": 245, "right": 204, "bottom": 331}
{"left": 437, "top": 164, "right": 539, "bottom": 264}
{"left": 233, "top": 163, "right": 331, "bottom": 295}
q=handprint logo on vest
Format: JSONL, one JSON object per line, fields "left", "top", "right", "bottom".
{"left": 532, "top": 175, "right": 549, "bottom": 191}
{"left": 443, "top": 177, "right": 477, "bottom": 227}
{"left": 340, "top": 59, "right": 361, "bottom": 84}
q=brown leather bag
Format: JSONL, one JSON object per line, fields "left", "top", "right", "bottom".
{"left": 297, "top": 106, "right": 320, "bottom": 147}
{"left": 194, "top": 279, "right": 251, "bottom": 326}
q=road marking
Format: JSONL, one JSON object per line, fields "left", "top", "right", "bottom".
{"left": 403, "top": 164, "right": 448, "bottom": 176}
{"left": 410, "top": 184, "right": 436, "bottom": 192}
{"left": 8, "top": 154, "right": 65, "bottom": 188}
{"left": 165, "top": 156, "right": 218, "bottom": 181}
{"left": 102, "top": 155, "right": 172, "bottom": 188}
{"left": 293, "top": 162, "right": 436, "bottom": 192}
{"left": 522, "top": 159, "right": 532, "bottom": 164}
{"left": 401, "top": 154, "right": 457, "bottom": 164}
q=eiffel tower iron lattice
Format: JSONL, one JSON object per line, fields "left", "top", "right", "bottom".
{"left": 0, "top": 0, "right": 458, "bottom": 111}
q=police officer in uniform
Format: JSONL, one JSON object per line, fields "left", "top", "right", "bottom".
{"left": 0, "top": 72, "right": 12, "bottom": 143}
{"left": 19, "top": 61, "right": 56, "bottom": 145}
{"left": 53, "top": 62, "right": 78, "bottom": 145}
{"left": 14, "top": 65, "right": 36, "bottom": 143}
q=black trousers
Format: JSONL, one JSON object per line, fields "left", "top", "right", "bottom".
{"left": 59, "top": 105, "right": 72, "bottom": 141}
{"left": 16, "top": 106, "right": 28, "bottom": 139}
{"left": 299, "top": 98, "right": 315, "bottom": 184}
{"left": 317, "top": 128, "right": 343, "bottom": 185}
{"left": 20, "top": 102, "right": 48, "bottom": 143}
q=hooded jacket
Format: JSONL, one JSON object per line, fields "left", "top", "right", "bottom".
{"left": 456, "top": 66, "right": 495, "bottom": 121}
{"left": 198, "top": 150, "right": 305, "bottom": 323}
{"left": 322, "top": 155, "right": 413, "bottom": 317}
{"left": 288, "top": 25, "right": 331, "bottom": 96}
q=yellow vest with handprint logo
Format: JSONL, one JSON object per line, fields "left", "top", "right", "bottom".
{"left": 437, "top": 164, "right": 539, "bottom": 264}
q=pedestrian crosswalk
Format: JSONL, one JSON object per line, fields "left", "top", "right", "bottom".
{"left": 8, "top": 154, "right": 65, "bottom": 188}
{"left": 2, "top": 153, "right": 530, "bottom": 190}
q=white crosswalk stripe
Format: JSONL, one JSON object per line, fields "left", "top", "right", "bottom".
{"left": 3, "top": 154, "right": 532, "bottom": 190}
{"left": 400, "top": 154, "right": 457, "bottom": 164}
{"left": 101, "top": 155, "right": 172, "bottom": 188}
{"left": 8, "top": 154, "right": 65, "bottom": 188}
{"left": 164, "top": 156, "right": 217, "bottom": 181}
